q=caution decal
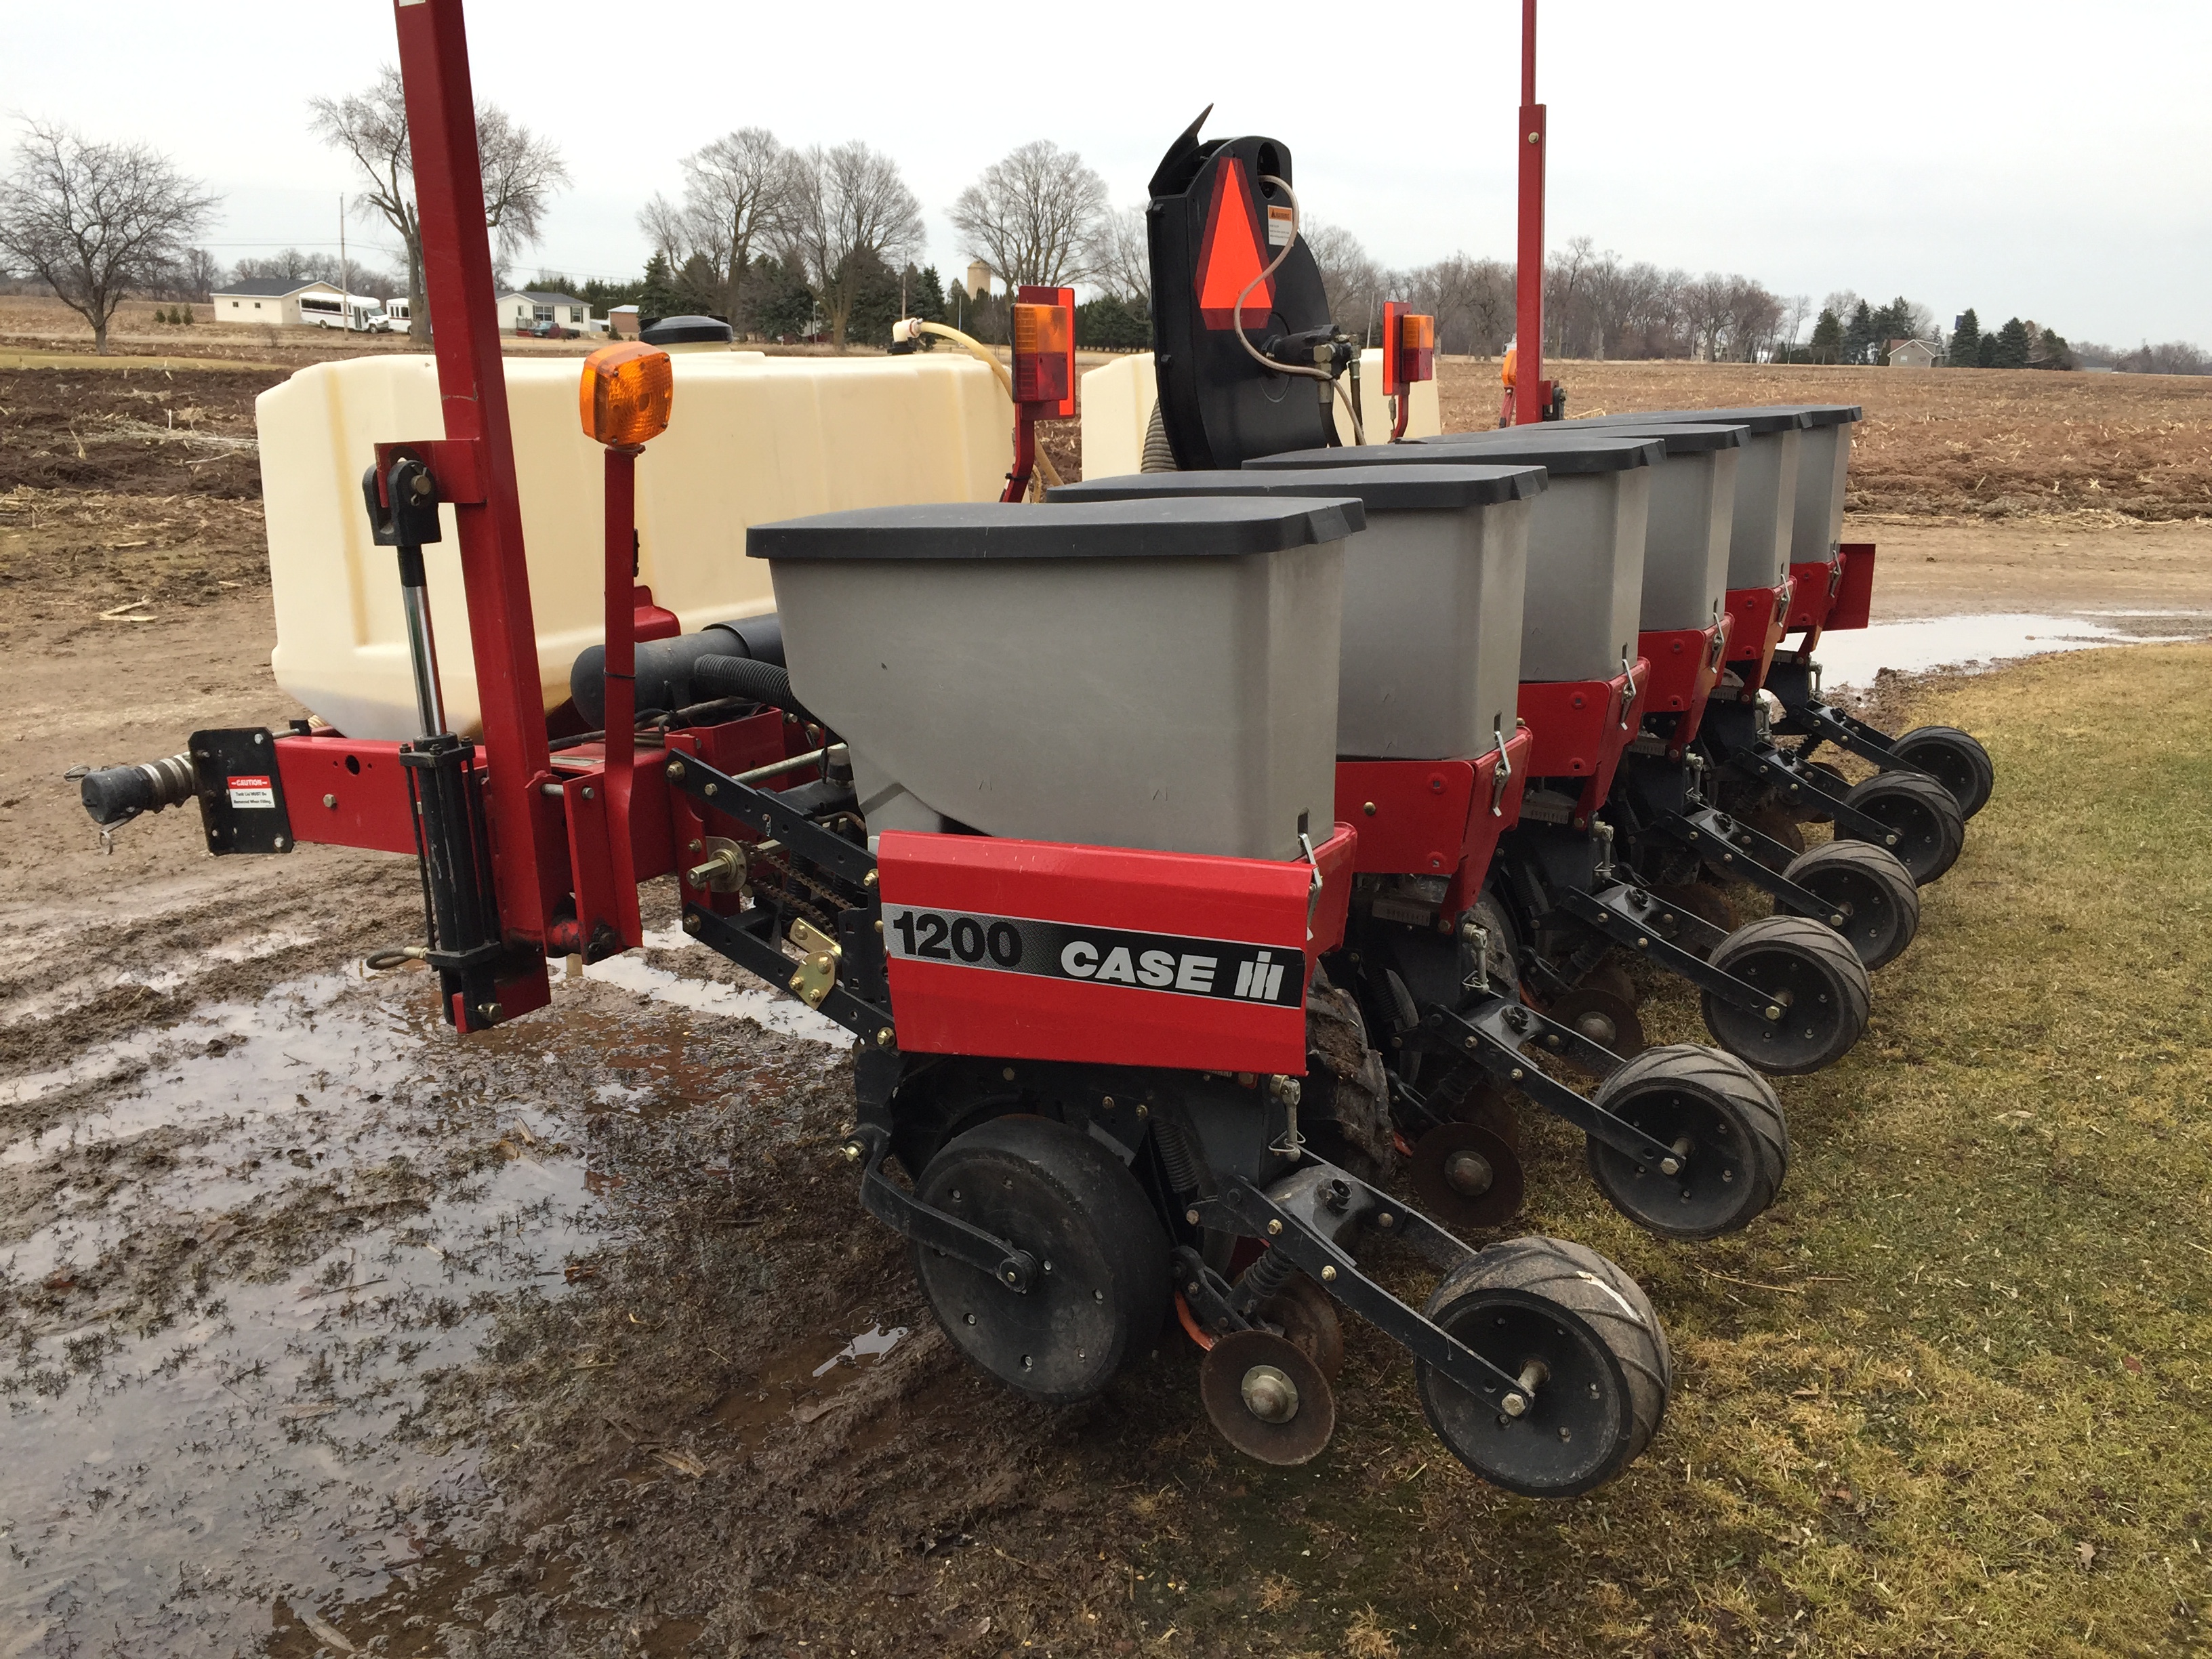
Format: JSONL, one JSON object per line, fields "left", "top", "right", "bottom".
{"left": 226, "top": 775, "right": 276, "bottom": 810}
{"left": 883, "top": 904, "right": 1303, "bottom": 1008}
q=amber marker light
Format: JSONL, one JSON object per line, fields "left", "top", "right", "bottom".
{"left": 580, "top": 341, "right": 674, "bottom": 448}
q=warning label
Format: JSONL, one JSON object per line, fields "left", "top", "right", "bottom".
{"left": 1267, "top": 205, "right": 1294, "bottom": 247}
{"left": 226, "top": 775, "right": 276, "bottom": 810}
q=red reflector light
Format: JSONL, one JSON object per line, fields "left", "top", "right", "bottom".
{"left": 1012, "top": 286, "right": 1076, "bottom": 416}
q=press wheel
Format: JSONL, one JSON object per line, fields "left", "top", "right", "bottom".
{"left": 912, "top": 1115, "right": 1168, "bottom": 1406}
{"left": 1257, "top": 1273, "right": 1345, "bottom": 1382}
{"left": 1890, "top": 725, "right": 1994, "bottom": 819}
{"left": 1201, "top": 1329, "right": 1336, "bottom": 1465}
{"left": 1700, "top": 914, "right": 1872, "bottom": 1074}
{"left": 1414, "top": 1236, "right": 1671, "bottom": 1496}
{"left": 1783, "top": 840, "right": 1921, "bottom": 970}
{"left": 1584, "top": 1043, "right": 1788, "bottom": 1239}
{"left": 1411, "top": 1122, "right": 1526, "bottom": 1231}
{"left": 1840, "top": 771, "right": 1964, "bottom": 885}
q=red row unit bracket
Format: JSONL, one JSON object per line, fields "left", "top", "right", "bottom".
{"left": 1722, "top": 579, "right": 1795, "bottom": 699}
{"left": 1636, "top": 617, "right": 1732, "bottom": 754}
{"left": 1517, "top": 660, "right": 1648, "bottom": 823}
{"left": 876, "top": 824, "right": 1357, "bottom": 1078}
{"left": 1333, "top": 729, "right": 1533, "bottom": 915}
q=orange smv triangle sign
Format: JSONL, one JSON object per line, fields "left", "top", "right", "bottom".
{"left": 1194, "top": 159, "right": 1273, "bottom": 331}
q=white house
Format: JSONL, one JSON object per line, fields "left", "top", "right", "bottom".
{"left": 1885, "top": 337, "right": 1941, "bottom": 369}
{"left": 211, "top": 277, "right": 380, "bottom": 328}
{"left": 497, "top": 290, "right": 592, "bottom": 333}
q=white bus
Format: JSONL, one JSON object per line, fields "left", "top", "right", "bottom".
{"left": 298, "top": 292, "right": 386, "bottom": 331}
{"left": 376, "top": 296, "right": 409, "bottom": 331}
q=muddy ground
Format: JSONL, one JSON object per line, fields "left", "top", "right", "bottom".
{"left": 5, "top": 348, "right": 2211, "bottom": 1657}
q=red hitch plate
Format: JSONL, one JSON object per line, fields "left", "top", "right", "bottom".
{"left": 878, "top": 825, "right": 1355, "bottom": 1077}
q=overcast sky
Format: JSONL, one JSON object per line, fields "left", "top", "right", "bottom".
{"left": 11, "top": 0, "right": 2209, "bottom": 345}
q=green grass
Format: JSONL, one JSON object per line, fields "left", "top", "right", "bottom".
{"left": 1103, "top": 643, "right": 2212, "bottom": 1657}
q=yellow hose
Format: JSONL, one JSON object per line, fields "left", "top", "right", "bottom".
{"left": 907, "top": 320, "right": 1065, "bottom": 491}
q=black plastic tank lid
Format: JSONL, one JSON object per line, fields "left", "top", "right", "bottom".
{"left": 640, "top": 314, "right": 734, "bottom": 344}
{"left": 1047, "top": 462, "right": 1546, "bottom": 512}
{"left": 746, "top": 497, "right": 1365, "bottom": 561}
{"left": 1289, "top": 431, "right": 1661, "bottom": 474}
{"left": 1499, "top": 420, "right": 1745, "bottom": 456}
{"left": 1565, "top": 406, "right": 1838, "bottom": 434}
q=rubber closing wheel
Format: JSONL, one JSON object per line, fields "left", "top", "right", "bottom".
{"left": 1415, "top": 1236, "right": 1672, "bottom": 1496}
{"left": 1783, "top": 840, "right": 1921, "bottom": 970}
{"left": 1701, "top": 914, "right": 1872, "bottom": 1074}
{"left": 1841, "top": 771, "right": 1964, "bottom": 885}
{"left": 1412, "top": 1122, "right": 1526, "bottom": 1230}
{"left": 912, "top": 1115, "right": 1168, "bottom": 1406}
{"left": 1585, "top": 1043, "right": 1788, "bottom": 1238}
{"left": 1201, "top": 1329, "right": 1336, "bottom": 1465}
{"left": 1890, "top": 724, "right": 1994, "bottom": 819}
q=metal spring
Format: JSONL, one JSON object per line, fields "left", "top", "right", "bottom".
{"left": 1236, "top": 1243, "right": 1299, "bottom": 1308}
{"left": 1152, "top": 1114, "right": 1204, "bottom": 1195}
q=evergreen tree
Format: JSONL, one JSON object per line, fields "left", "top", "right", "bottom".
{"left": 746, "top": 253, "right": 816, "bottom": 340}
{"left": 637, "top": 251, "right": 681, "bottom": 323}
{"left": 2029, "top": 324, "right": 2075, "bottom": 370}
{"left": 1949, "top": 308, "right": 1980, "bottom": 367}
{"left": 840, "top": 247, "right": 904, "bottom": 348}
{"left": 1869, "top": 295, "right": 1914, "bottom": 356}
{"left": 1842, "top": 300, "right": 1878, "bottom": 365}
{"left": 1977, "top": 331, "right": 1999, "bottom": 368}
{"left": 1990, "top": 316, "right": 2032, "bottom": 369}
{"left": 1807, "top": 308, "right": 1844, "bottom": 364}
{"left": 907, "top": 264, "right": 947, "bottom": 325}
{"left": 1076, "top": 295, "right": 1151, "bottom": 350}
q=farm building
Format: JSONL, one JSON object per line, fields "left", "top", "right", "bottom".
{"left": 1886, "top": 337, "right": 1941, "bottom": 369}
{"left": 497, "top": 290, "right": 592, "bottom": 332}
{"left": 211, "top": 277, "right": 379, "bottom": 328}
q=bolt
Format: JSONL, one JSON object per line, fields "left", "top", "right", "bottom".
{"left": 1320, "top": 1265, "right": 1337, "bottom": 1283}
{"left": 840, "top": 1140, "right": 863, "bottom": 1163}
{"left": 322, "top": 793, "right": 337, "bottom": 808}
{"left": 704, "top": 782, "right": 718, "bottom": 796}
{"left": 682, "top": 914, "right": 701, "bottom": 935}
{"left": 1185, "top": 1209, "right": 1200, "bottom": 1226}
{"left": 476, "top": 1002, "right": 502, "bottom": 1023}
{"left": 1765, "top": 1004, "right": 1784, "bottom": 1022}
{"left": 687, "top": 838, "right": 703, "bottom": 854}
{"left": 581, "top": 786, "right": 594, "bottom": 801}
{"left": 1362, "top": 801, "right": 1377, "bottom": 817}
{"left": 1267, "top": 1220, "right": 1282, "bottom": 1236}
{"left": 665, "top": 760, "right": 685, "bottom": 781}
{"left": 1829, "top": 912, "right": 1845, "bottom": 928}
{"left": 863, "top": 869, "right": 879, "bottom": 888}
{"left": 1002, "top": 1067, "right": 1015, "bottom": 1082}
{"left": 1502, "top": 1393, "right": 1528, "bottom": 1417}
{"left": 875, "top": 1027, "right": 894, "bottom": 1048}
{"left": 1241, "top": 1364, "right": 1300, "bottom": 1424}
{"left": 1135, "top": 1103, "right": 1149, "bottom": 1120}
{"left": 1377, "top": 1212, "right": 1395, "bottom": 1229}
{"left": 1509, "top": 1067, "right": 1524, "bottom": 1082}
{"left": 1101, "top": 1096, "right": 1115, "bottom": 1109}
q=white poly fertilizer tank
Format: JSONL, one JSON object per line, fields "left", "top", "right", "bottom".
{"left": 258, "top": 350, "right": 1012, "bottom": 739}
{"left": 1079, "top": 351, "right": 1441, "bottom": 478}
{"left": 753, "top": 499, "right": 1357, "bottom": 861}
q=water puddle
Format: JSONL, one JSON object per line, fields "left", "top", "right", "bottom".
{"left": 0, "top": 930, "right": 851, "bottom": 1656}
{"left": 583, "top": 926, "right": 848, "bottom": 1045}
{"left": 1815, "top": 611, "right": 2209, "bottom": 687}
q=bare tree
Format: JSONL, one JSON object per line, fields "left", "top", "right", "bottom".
{"left": 1404, "top": 253, "right": 1515, "bottom": 359}
{"left": 1299, "top": 220, "right": 1387, "bottom": 344}
{"left": 948, "top": 140, "right": 1107, "bottom": 294}
{"left": 0, "top": 119, "right": 218, "bottom": 354}
{"left": 1781, "top": 293, "right": 1814, "bottom": 356}
{"left": 638, "top": 127, "right": 792, "bottom": 326}
{"left": 309, "top": 67, "right": 569, "bottom": 343}
{"left": 1088, "top": 204, "right": 1151, "bottom": 306}
{"left": 781, "top": 142, "right": 924, "bottom": 351}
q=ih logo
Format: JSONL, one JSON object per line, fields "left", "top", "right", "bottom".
{"left": 1193, "top": 158, "right": 1274, "bottom": 331}
{"left": 884, "top": 905, "right": 1303, "bottom": 1010}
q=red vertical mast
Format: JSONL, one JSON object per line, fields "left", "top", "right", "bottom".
{"left": 1513, "top": 0, "right": 1547, "bottom": 424}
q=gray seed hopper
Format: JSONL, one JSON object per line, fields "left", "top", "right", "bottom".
{"left": 750, "top": 499, "right": 1359, "bottom": 861}
{"left": 1046, "top": 466, "right": 1544, "bottom": 761}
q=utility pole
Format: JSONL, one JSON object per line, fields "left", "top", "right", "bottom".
{"left": 1513, "top": 0, "right": 1547, "bottom": 424}
{"left": 339, "top": 193, "right": 351, "bottom": 336}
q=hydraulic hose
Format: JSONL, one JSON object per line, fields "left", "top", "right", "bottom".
{"left": 898, "top": 321, "right": 1065, "bottom": 489}
{"left": 570, "top": 617, "right": 785, "bottom": 726}
{"left": 1231, "top": 176, "right": 1364, "bottom": 445}
{"left": 689, "top": 654, "right": 817, "bottom": 729}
